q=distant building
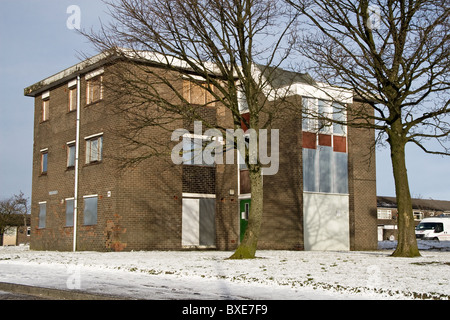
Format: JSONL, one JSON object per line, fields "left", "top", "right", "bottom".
{"left": 24, "top": 50, "right": 378, "bottom": 252}
{"left": 377, "top": 196, "right": 450, "bottom": 241}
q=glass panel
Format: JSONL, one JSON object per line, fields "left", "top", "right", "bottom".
{"left": 332, "top": 102, "right": 345, "bottom": 135}
{"left": 302, "top": 97, "right": 315, "bottom": 131}
{"left": 39, "top": 203, "right": 46, "bottom": 228}
{"left": 67, "top": 145, "right": 75, "bottom": 167}
{"left": 85, "top": 140, "right": 91, "bottom": 163}
{"left": 98, "top": 137, "right": 103, "bottom": 161}
{"left": 303, "top": 148, "right": 317, "bottom": 192}
{"left": 91, "top": 139, "right": 98, "bottom": 162}
{"left": 182, "top": 137, "right": 193, "bottom": 164}
{"left": 84, "top": 196, "right": 98, "bottom": 225}
{"left": 41, "top": 153, "right": 48, "bottom": 173}
{"left": 318, "top": 146, "right": 332, "bottom": 193}
{"left": 333, "top": 152, "right": 348, "bottom": 194}
{"left": 66, "top": 199, "right": 74, "bottom": 227}
{"left": 318, "top": 100, "right": 330, "bottom": 133}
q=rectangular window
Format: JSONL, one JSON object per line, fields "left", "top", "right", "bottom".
{"left": 68, "top": 87, "right": 77, "bottom": 111}
{"left": 332, "top": 102, "right": 346, "bottom": 135}
{"left": 302, "top": 97, "right": 315, "bottom": 132}
{"left": 83, "top": 195, "right": 98, "bottom": 225}
{"left": 302, "top": 98, "right": 347, "bottom": 135}
{"left": 65, "top": 198, "right": 74, "bottom": 227}
{"left": 38, "top": 201, "right": 46, "bottom": 229}
{"left": 40, "top": 149, "right": 48, "bottom": 174}
{"left": 302, "top": 146, "right": 348, "bottom": 194}
{"left": 42, "top": 99, "right": 49, "bottom": 121}
{"left": 303, "top": 148, "right": 317, "bottom": 192}
{"left": 182, "top": 135, "right": 216, "bottom": 166}
{"left": 318, "top": 99, "right": 331, "bottom": 134}
{"left": 87, "top": 75, "right": 103, "bottom": 104}
{"left": 67, "top": 142, "right": 76, "bottom": 168}
{"left": 85, "top": 134, "right": 103, "bottom": 164}
{"left": 318, "top": 146, "right": 332, "bottom": 193}
{"left": 377, "top": 209, "right": 392, "bottom": 219}
{"left": 183, "top": 80, "right": 214, "bottom": 106}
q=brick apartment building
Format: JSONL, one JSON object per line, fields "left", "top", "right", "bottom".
{"left": 24, "top": 51, "right": 377, "bottom": 252}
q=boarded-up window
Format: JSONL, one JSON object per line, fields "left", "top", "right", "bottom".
{"left": 42, "top": 99, "right": 49, "bottom": 121}
{"left": 68, "top": 87, "right": 77, "bottom": 111}
{"left": 183, "top": 80, "right": 215, "bottom": 106}
{"left": 87, "top": 76, "right": 102, "bottom": 104}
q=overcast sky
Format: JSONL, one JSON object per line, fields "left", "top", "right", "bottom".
{"left": 0, "top": 0, "right": 449, "bottom": 201}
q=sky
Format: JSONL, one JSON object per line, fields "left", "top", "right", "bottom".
{"left": 0, "top": 0, "right": 449, "bottom": 201}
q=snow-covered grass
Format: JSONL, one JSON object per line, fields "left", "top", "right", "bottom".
{"left": 0, "top": 241, "right": 449, "bottom": 300}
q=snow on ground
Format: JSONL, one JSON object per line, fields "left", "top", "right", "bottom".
{"left": 0, "top": 241, "right": 449, "bottom": 300}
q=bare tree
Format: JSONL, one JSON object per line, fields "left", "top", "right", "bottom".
{"left": 0, "top": 192, "right": 29, "bottom": 246}
{"left": 84, "top": 0, "right": 299, "bottom": 258}
{"left": 287, "top": 0, "right": 449, "bottom": 256}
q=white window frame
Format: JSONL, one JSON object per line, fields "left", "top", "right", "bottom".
{"left": 86, "top": 71, "right": 103, "bottom": 104}
{"left": 85, "top": 133, "right": 103, "bottom": 164}
{"left": 65, "top": 197, "right": 74, "bottom": 227}
{"left": 38, "top": 201, "right": 47, "bottom": 229}
{"left": 40, "top": 148, "right": 48, "bottom": 174}
{"left": 68, "top": 84, "right": 77, "bottom": 112}
{"left": 377, "top": 209, "right": 392, "bottom": 220}
{"left": 83, "top": 195, "right": 98, "bottom": 226}
{"left": 66, "top": 141, "right": 76, "bottom": 168}
{"left": 42, "top": 96, "right": 50, "bottom": 121}
{"left": 302, "top": 97, "right": 347, "bottom": 136}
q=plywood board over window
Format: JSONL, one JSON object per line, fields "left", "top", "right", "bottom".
{"left": 183, "top": 79, "right": 215, "bottom": 106}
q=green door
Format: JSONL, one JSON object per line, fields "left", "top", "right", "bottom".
{"left": 239, "top": 199, "right": 251, "bottom": 242}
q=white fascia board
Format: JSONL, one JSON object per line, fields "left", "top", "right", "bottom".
{"left": 250, "top": 63, "right": 353, "bottom": 104}
{"left": 41, "top": 91, "right": 50, "bottom": 100}
{"left": 295, "top": 82, "right": 353, "bottom": 104}
{"left": 85, "top": 67, "right": 104, "bottom": 80}
{"left": 68, "top": 79, "right": 77, "bottom": 88}
{"left": 24, "top": 51, "right": 111, "bottom": 97}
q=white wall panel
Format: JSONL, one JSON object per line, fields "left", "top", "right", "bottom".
{"left": 303, "top": 193, "right": 350, "bottom": 250}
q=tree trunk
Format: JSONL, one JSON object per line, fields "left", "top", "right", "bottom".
{"left": 229, "top": 166, "right": 263, "bottom": 259}
{"left": 389, "top": 131, "right": 420, "bottom": 257}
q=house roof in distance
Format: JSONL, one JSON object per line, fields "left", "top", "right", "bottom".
{"left": 377, "top": 196, "right": 450, "bottom": 212}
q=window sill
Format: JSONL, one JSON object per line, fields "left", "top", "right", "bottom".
{"left": 84, "top": 161, "right": 103, "bottom": 167}
{"left": 85, "top": 99, "right": 103, "bottom": 108}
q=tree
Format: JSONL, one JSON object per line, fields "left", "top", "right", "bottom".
{"left": 84, "top": 0, "right": 299, "bottom": 258}
{"left": 0, "top": 192, "right": 29, "bottom": 246}
{"left": 287, "top": 0, "right": 449, "bottom": 256}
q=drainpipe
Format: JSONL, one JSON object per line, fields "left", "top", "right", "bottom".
{"left": 73, "top": 75, "right": 81, "bottom": 252}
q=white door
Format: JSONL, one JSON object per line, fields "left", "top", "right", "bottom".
{"left": 182, "top": 198, "right": 200, "bottom": 246}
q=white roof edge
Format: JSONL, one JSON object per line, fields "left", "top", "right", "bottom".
{"left": 251, "top": 64, "right": 353, "bottom": 104}
{"left": 24, "top": 51, "right": 112, "bottom": 97}
{"left": 25, "top": 48, "right": 354, "bottom": 104}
